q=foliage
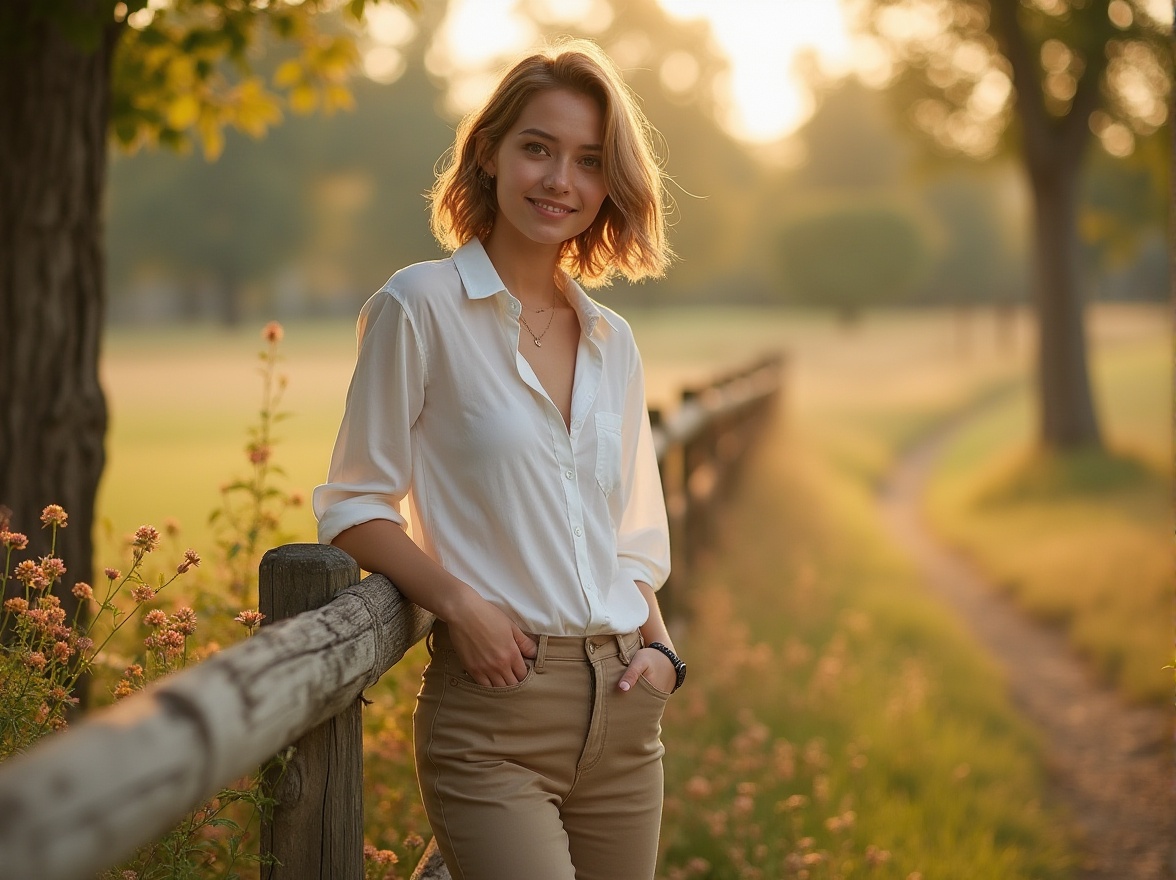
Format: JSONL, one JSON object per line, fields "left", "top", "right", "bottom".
{"left": 107, "top": 0, "right": 417, "bottom": 161}
{"left": 778, "top": 198, "right": 934, "bottom": 321}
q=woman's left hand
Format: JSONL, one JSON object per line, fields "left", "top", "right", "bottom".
{"left": 618, "top": 647, "right": 677, "bottom": 695}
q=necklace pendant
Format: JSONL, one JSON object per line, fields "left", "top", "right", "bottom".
{"left": 534, "top": 339, "right": 542, "bottom": 347}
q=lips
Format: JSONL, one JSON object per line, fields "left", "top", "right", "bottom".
{"left": 527, "top": 198, "right": 576, "bottom": 215}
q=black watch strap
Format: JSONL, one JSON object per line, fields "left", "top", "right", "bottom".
{"left": 647, "top": 641, "right": 686, "bottom": 692}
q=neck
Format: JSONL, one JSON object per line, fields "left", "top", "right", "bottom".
{"left": 481, "top": 226, "right": 563, "bottom": 309}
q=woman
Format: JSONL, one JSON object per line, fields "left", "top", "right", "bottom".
{"left": 313, "top": 38, "right": 684, "bottom": 880}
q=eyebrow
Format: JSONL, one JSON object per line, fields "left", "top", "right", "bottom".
{"left": 518, "top": 127, "right": 602, "bottom": 152}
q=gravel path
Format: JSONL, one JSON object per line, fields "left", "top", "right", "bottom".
{"left": 878, "top": 420, "right": 1174, "bottom": 880}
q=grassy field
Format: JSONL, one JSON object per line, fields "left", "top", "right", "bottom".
{"left": 924, "top": 331, "right": 1169, "bottom": 703}
{"left": 93, "top": 304, "right": 1164, "bottom": 877}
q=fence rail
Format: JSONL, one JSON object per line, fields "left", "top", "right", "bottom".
{"left": 0, "top": 352, "right": 783, "bottom": 880}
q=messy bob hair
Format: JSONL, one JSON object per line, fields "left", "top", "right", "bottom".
{"left": 429, "top": 38, "right": 671, "bottom": 287}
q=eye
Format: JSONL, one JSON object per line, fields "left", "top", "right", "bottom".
{"left": 580, "top": 155, "right": 603, "bottom": 170}
{"left": 524, "top": 142, "right": 549, "bottom": 156}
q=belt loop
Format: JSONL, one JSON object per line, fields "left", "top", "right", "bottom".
{"left": 619, "top": 631, "right": 638, "bottom": 665}
{"left": 534, "top": 634, "right": 549, "bottom": 672}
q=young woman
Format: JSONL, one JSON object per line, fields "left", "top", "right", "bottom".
{"left": 313, "top": 38, "right": 683, "bottom": 880}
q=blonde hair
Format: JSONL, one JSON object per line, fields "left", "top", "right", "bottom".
{"left": 430, "top": 38, "right": 671, "bottom": 287}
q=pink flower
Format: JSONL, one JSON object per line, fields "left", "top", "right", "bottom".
{"left": 144, "top": 609, "right": 169, "bottom": 628}
{"left": 75, "top": 636, "right": 94, "bottom": 653}
{"left": 288, "top": 491, "right": 304, "bottom": 508}
{"left": 161, "top": 629, "right": 185, "bottom": 649}
{"left": 234, "top": 609, "right": 265, "bottom": 631}
{"left": 52, "top": 640, "right": 73, "bottom": 662}
{"left": 133, "top": 525, "right": 160, "bottom": 554}
{"left": 177, "top": 548, "right": 201, "bottom": 574}
{"left": 40, "top": 505, "right": 67, "bottom": 528}
{"left": 39, "top": 556, "right": 66, "bottom": 580}
{"left": 1, "top": 530, "right": 28, "bottom": 550}
{"left": 130, "top": 585, "right": 155, "bottom": 603}
{"left": 24, "top": 651, "right": 47, "bottom": 670}
{"left": 171, "top": 606, "right": 197, "bottom": 636}
{"left": 4, "top": 597, "right": 29, "bottom": 614}
{"left": 262, "top": 321, "right": 284, "bottom": 343}
{"left": 104, "top": 567, "right": 122, "bottom": 581}
{"left": 71, "top": 582, "right": 93, "bottom": 600}
{"left": 14, "top": 560, "right": 41, "bottom": 586}
{"left": 248, "top": 443, "right": 272, "bottom": 465}
{"left": 113, "top": 680, "right": 135, "bottom": 699}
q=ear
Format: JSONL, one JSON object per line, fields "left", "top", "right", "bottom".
{"left": 475, "top": 135, "right": 496, "bottom": 178}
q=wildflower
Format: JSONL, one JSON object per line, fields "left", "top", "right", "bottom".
{"left": 403, "top": 832, "right": 425, "bottom": 848}
{"left": 121, "top": 871, "right": 139, "bottom": 880}
{"left": 1, "top": 530, "right": 28, "bottom": 550}
{"left": 39, "top": 556, "right": 66, "bottom": 581}
{"left": 144, "top": 609, "right": 169, "bottom": 628}
{"left": 171, "top": 606, "right": 197, "bottom": 636}
{"left": 288, "top": 491, "right": 304, "bottom": 507}
{"left": 133, "top": 525, "right": 160, "bottom": 554}
{"left": 130, "top": 585, "right": 155, "bottom": 603}
{"left": 262, "top": 320, "right": 284, "bottom": 343}
{"left": 363, "top": 844, "right": 377, "bottom": 860}
{"left": 40, "top": 505, "right": 67, "bottom": 528}
{"left": 177, "top": 548, "right": 201, "bottom": 574}
{"left": 125, "top": 663, "right": 145, "bottom": 679}
{"left": 161, "top": 629, "right": 185, "bottom": 650}
{"left": 75, "top": 636, "right": 94, "bottom": 654}
{"left": 685, "top": 775, "right": 712, "bottom": 799}
{"left": 24, "top": 651, "right": 47, "bottom": 671}
{"left": 104, "top": 567, "right": 122, "bottom": 581}
{"left": 48, "top": 686, "right": 77, "bottom": 705}
{"left": 71, "top": 581, "right": 93, "bottom": 600}
{"left": 164, "top": 517, "right": 181, "bottom": 537}
{"left": 248, "top": 443, "right": 272, "bottom": 465}
{"left": 865, "top": 845, "right": 892, "bottom": 867}
{"left": 235, "top": 609, "right": 265, "bottom": 632}
{"left": 113, "top": 679, "right": 135, "bottom": 699}
{"left": 777, "top": 794, "right": 808, "bottom": 813}
{"left": 4, "top": 597, "right": 29, "bottom": 614}
{"left": 52, "top": 641, "right": 73, "bottom": 662}
{"left": 14, "top": 560, "right": 41, "bottom": 586}
{"left": 34, "top": 703, "right": 51, "bottom": 724}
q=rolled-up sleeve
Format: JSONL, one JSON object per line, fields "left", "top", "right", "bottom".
{"left": 312, "top": 289, "right": 426, "bottom": 545}
{"left": 615, "top": 352, "right": 671, "bottom": 591}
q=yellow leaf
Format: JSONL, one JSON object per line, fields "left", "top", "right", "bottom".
{"left": 274, "top": 59, "right": 303, "bottom": 89}
{"left": 288, "top": 83, "right": 318, "bottom": 115}
{"left": 166, "top": 92, "right": 201, "bottom": 129}
{"left": 323, "top": 84, "right": 355, "bottom": 114}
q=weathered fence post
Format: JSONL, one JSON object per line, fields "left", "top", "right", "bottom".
{"left": 260, "top": 544, "right": 364, "bottom": 880}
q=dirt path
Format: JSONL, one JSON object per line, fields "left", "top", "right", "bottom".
{"left": 878, "top": 418, "right": 1174, "bottom": 880}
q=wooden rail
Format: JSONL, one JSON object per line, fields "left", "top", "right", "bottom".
{"left": 0, "top": 353, "right": 783, "bottom": 880}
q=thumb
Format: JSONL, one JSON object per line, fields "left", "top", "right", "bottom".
{"left": 513, "top": 626, "right": 538, "bottom": 659}
{"left": 618, "top": 656, "right": 645, "bottom": 693}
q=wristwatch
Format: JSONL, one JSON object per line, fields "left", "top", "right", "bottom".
{"left": 647, "top": 642, "right": 686, "bottom": 692}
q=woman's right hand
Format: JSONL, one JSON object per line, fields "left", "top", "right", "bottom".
{"left": 446, "top": 592, "right": 538, "bottom": 687}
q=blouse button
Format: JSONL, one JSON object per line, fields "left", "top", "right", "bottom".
{"left": 565, "top": 470, "right": 574, "bottom": 480}
{"left": 574, "top": 527, "right": 583, "bottom": 537}
{"left": 572, "top": 418, "right": 583, "bottom": 429}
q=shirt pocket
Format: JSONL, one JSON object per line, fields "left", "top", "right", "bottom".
{"left": 594, "top": 411, "right": 623, "bottom": 497}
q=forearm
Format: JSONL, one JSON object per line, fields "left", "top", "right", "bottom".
{"left": 636, "top": 581, "right": 674, "bottom": 653}
{"left": 331, "top": 518, "right": 478, "bottom": 623}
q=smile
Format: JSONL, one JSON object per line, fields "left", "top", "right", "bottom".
{"left": 528, "top": 198, "right": 575, "bottom": 215}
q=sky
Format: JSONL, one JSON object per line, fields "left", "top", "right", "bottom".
{"left": 362, "top": 0, "right": 858, "bottom": 143}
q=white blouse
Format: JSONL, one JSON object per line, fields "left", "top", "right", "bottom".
{"left": 312, "top": 238, "right": 670, "bottom": 636}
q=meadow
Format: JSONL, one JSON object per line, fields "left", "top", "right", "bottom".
{"left": 93, "top": 303, "right": 1166, "bottom": 878}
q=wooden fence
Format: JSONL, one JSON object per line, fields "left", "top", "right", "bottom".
{"left": 0, "top": 353, "right": 783, "bottom": 880}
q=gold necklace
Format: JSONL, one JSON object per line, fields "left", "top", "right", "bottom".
{"left": 519, "top": 308, "right": 555, "bottom": 347}
{"left": 517, "top": 288, "right": 558, "bottom": 347}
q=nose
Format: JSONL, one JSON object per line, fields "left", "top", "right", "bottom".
{"left": 544, "top": 159, "right": 571, "bottom": 193}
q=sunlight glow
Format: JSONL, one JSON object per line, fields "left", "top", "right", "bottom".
{"left": 658, "top": 0, "right": 854, "bottom": 142}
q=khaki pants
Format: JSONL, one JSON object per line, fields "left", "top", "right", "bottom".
{"left": 414, "top": 622, "right": 669, "bottom": 880}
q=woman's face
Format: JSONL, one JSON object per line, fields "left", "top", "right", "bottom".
{"left": 483, "top": 88, "right": 609, "bottom": 249}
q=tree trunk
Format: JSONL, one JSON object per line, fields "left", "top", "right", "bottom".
{"left": 0, "top": 4, "right": 118, "bottom": 629}
{"left": 1025, "top": 160, "right": 1102, "bottom": 450}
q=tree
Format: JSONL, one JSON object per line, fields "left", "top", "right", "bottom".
{"left": 778, "top": 197, "right": 934, "bottom": 323}
{"left": 0, "top": 0, "right": 409, "bottom": 624}
{"left": 854, "top": 0, "right": 1171, "bottom": 449}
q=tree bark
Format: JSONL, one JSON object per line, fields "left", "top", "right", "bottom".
{"left": 0, "top": 4, "right": 118, "bottom": 623}
{"left": 990, "top": 0, "right": 1103, "bottom": 450}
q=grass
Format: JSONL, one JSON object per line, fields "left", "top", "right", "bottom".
{"left": 91, "top": 303, "right": 1164, "bottom": 877}
{"left": 923, "top": 334, "right": 1170, "bottom": 703}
